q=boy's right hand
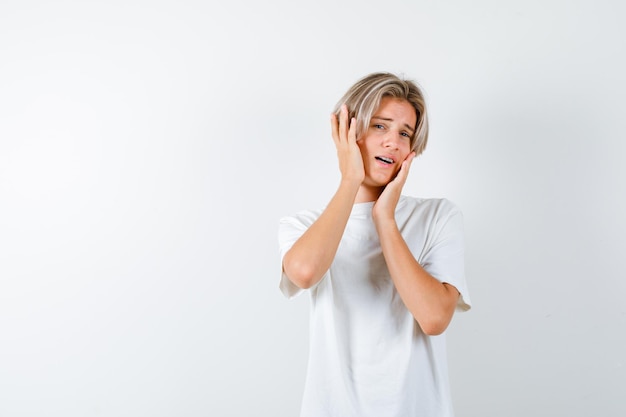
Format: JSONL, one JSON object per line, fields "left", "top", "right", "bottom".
{"left": 331, "top": 104, "right": 364, "bottom": 185}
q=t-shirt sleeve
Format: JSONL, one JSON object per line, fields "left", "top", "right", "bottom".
{"left": 420, "top": 201, "right": 471, "bottom": 311}
{"left": 277, "top": 215, "right": 308, "bottom": 299}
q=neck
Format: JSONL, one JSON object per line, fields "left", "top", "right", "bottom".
{"left": 354, "top": 184, "right": 384, "bottom": 203}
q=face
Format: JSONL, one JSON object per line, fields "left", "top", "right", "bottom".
{"left": 357, "top": 97, "right": 417, "bottom": 193}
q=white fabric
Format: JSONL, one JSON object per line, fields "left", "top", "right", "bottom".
{"left": 278, "top": 196, "right": 471, "bottom": 417}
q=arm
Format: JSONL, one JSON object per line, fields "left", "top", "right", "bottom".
{"left": 372, "top": 154, "right": 460, "bottom": 335}
{"left": 282, "top": 106, "right": 363, "bottom": 289}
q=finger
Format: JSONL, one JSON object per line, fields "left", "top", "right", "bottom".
{"left": 330, "top": 113, "right": 339, "bottom": 145}
{"left": 348, "top": 117, "right": 357, "bottom": 142}
{"left": 338, "top": 104, "right": 348, "bottom": 142}
{"left": 404, "top": 151, "right": 416, "bottom": 168}
{"left": 395, "top": 152, "right": 416, "bottom": 183}
{"left": 401, "top": 153, "right": 416, "bottom": 176}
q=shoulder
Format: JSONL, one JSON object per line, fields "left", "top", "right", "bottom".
{"left": 279, "top": 207, "right": 324, "bottom": 230}
{"left": 278, "top": 207, "right": 324, "bottom": 247}
{"left": 398, "top": 196, "right": 464, "bottom": 239}
{"left": 399, "top": 196, "right": 462, "bottom": 219}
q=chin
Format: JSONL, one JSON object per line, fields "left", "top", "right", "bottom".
{"left": 368, "top": 178, "right": 393, "bottom": 188}
{"left": 364, "top": 172, "right": 397, "bottom": 187}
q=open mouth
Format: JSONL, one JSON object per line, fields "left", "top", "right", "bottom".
{"left": 375, "top": 156, "right": 394, "bottom": 165}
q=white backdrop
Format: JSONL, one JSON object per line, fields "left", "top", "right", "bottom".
{"left": 1, "top": 1, "right": 625, "bottom": 416}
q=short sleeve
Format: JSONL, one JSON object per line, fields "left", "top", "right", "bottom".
{"left": 277, "top": 215, "right": 308, "bottom": 299}
{"left": 420, "top": 202, "right": 471, "bottom": 311}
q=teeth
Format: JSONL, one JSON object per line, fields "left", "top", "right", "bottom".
{"left": 376, "top": 156, "right": 393, "bottom": 164}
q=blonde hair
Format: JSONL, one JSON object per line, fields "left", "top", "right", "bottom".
{"left": 333, "top": 72, "right": 429, "bottom": 155}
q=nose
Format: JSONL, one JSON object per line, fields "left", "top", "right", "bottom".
{"left": 382, "top": 131, "right": 400, "bottom": 149}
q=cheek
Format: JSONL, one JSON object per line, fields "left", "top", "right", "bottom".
{"left": 399, "top": 144, "right": 411, "bottom": 160}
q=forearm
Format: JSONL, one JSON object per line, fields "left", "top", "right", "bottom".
{"left": 282, "top": 179, "right": 360, "bottom": 289}
{"left": 375, "top": 218, "right": 459, "bottom": 335}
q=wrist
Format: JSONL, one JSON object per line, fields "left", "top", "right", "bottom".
{"left": 339, "top": 176, "right": 362, "bottom": 190}
{"left": 373, "top": 214, "right": 397, "bottom": 230}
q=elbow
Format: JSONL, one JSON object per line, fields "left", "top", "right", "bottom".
{"left": 416, "top": 316, "right": 452, "bottom": 336}
{"left": 283, "top": 259, "right": 319, "bottom": 290}
{"left": 415, "top": 286, "right": 459, "bottom": 336}
{"left": 420, "top": 322, "right": 447, "bottom": 336}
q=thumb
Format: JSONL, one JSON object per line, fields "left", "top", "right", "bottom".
{"left": 396, "top": 152, "right": 416, "bottom": 182}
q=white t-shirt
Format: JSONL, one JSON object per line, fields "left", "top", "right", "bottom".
{"left": 278, "top": 196, "right": 471, "bottom": 417}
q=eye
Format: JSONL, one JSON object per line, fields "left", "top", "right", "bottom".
{"left": 401, "top": 131, "right": 411, "bottom": 138}
{"left": 373, "top": 124, "right": 385, "bottom": 130}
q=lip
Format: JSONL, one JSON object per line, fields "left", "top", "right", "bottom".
{"left": 374, "top": 154, "right": 397, "bottom": 167}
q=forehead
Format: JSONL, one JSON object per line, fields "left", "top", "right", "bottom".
{"left": 373, "top": 97, "right": 417, "bottom": 126}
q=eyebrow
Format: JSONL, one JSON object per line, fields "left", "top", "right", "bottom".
{"left": 372, "top": 116, "right": 415, "bottom": 133}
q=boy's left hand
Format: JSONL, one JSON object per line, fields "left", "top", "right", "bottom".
{"left": 372, "top": 152, "right": 416, "bottom": 223}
